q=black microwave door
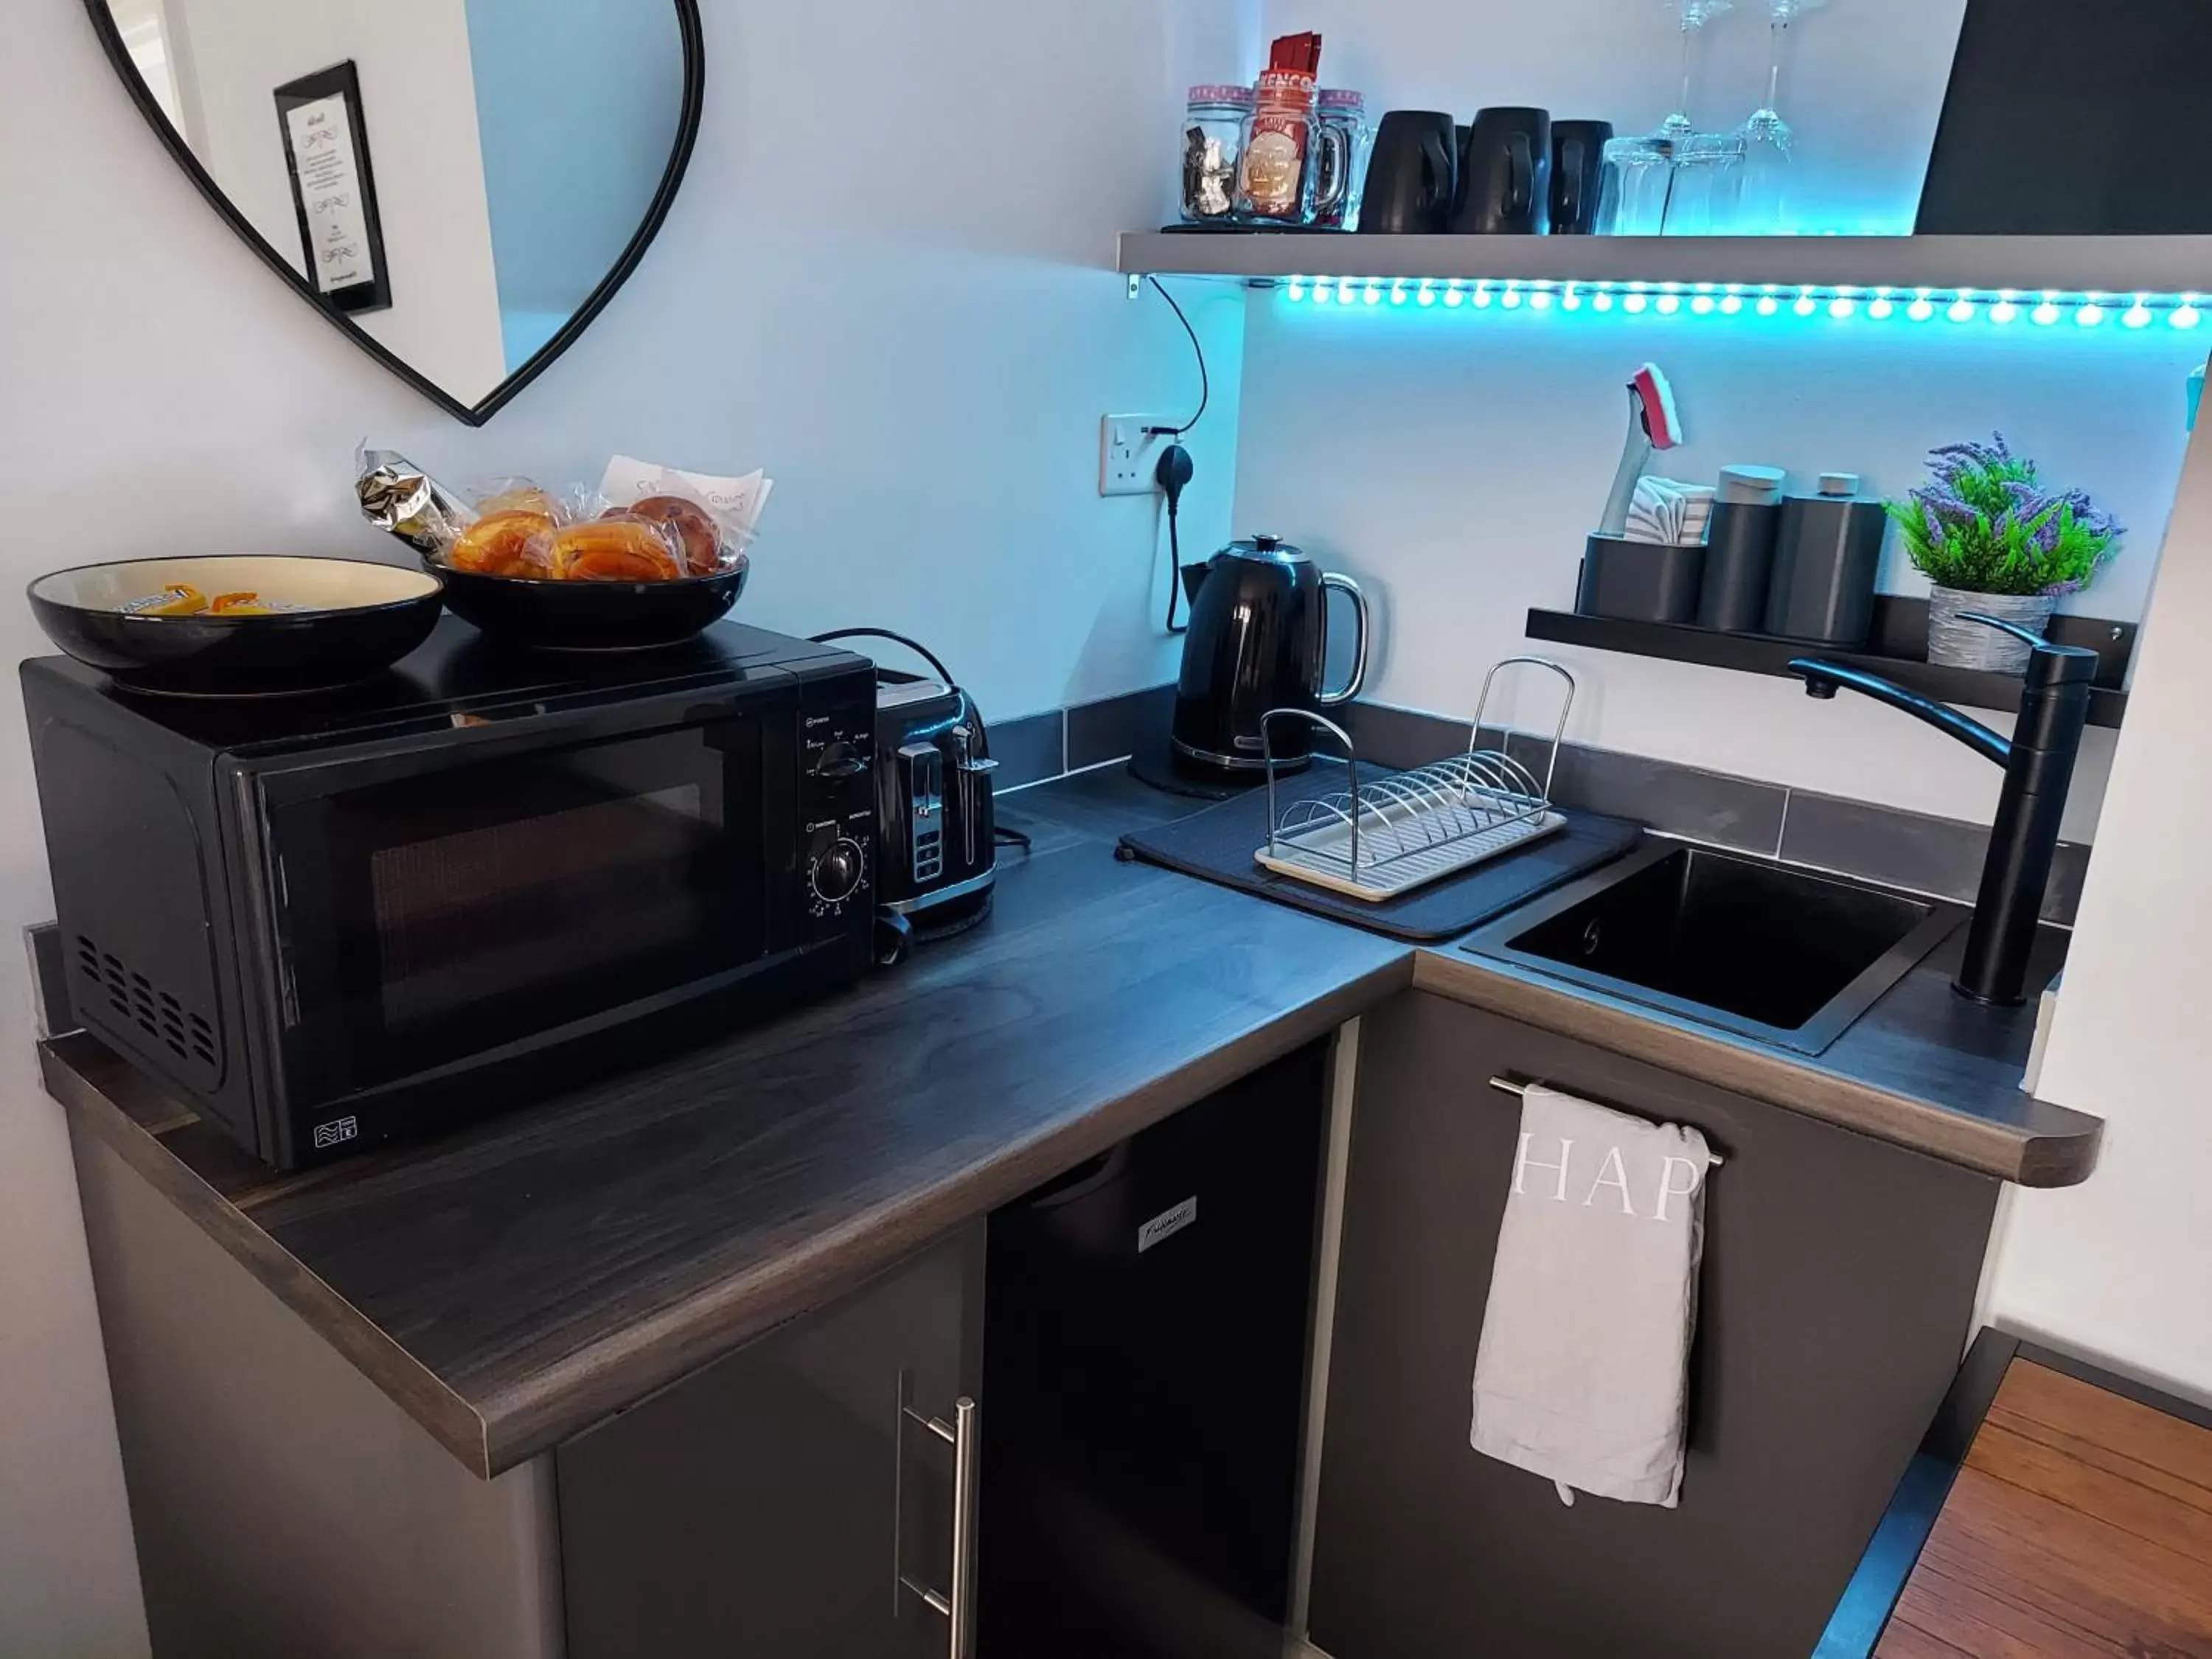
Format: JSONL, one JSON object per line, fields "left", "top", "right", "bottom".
{"left": 259, "top": 715, "right": 772, "bottom": 1107}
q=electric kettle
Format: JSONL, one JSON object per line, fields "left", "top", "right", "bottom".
{"left": 1172, "top": 535, "right": 1371, "bottom": 773}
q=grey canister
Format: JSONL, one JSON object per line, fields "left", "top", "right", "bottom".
{"left": 1576, "top": 534, "right": 1707, "bottom": 623}
{"left": 1696, "top": 465, "right": 1787, "bottom": 632}
{"left": 1762, "top": 473, "right": 1887, "bottom": 646}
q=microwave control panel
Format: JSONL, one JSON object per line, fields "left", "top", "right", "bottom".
{"left": 799, "top": 694, "right": 877, "bottom": 923}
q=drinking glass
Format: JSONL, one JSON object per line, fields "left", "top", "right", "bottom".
{"left": 1738, "top": 0, "right": 1827, "bottom": 230}
{"left": 1660, "top": 0, "right": 1735, "bottom": 139}
{"left": 1663, "top": 132, "right": 1746, "bottom": 234}
{"left": 1597, "top": 136, "right": 1676, "bottom": 234}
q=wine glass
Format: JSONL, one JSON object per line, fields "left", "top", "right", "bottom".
{"left": 1739, "top": 0, "right": 1828, "bottom": 229}
{"left": 1659, "top": 0, "right": 1734, "bottom": 140}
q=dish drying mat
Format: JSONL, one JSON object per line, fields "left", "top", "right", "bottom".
{"left": 1118, "top": 763, "right": 1643, "bottom": 944}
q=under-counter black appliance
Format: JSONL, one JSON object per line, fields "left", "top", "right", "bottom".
{"left": 21, "top": 616, "right": 878, "bottom": 1168}
{"left": 1172, "top": 534, "right": 1369, "bottom": 774}
{"left": 980, "top": 1040, "right": 1329, "bottom": 1659}
{"left": 811, "top": 630, "right": 998, "bottom": 950}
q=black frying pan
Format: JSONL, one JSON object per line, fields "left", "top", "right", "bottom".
{"left": 429, "top": 556, "right": 749, "bottom": 650}
{"left": 28, "top": 556, "right": 444, "bottom": 696}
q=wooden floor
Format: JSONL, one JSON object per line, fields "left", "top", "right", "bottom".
{"left": 1877, "top": 1358, "right": 2212, "bottom": 1657}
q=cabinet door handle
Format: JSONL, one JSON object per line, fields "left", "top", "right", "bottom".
{"left": 898, "top": 1396, "right": 981, "bottom": 1658}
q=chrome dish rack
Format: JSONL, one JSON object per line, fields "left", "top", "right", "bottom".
{"left": 1253, "top": 658, "right": 1576, "bottom": 902}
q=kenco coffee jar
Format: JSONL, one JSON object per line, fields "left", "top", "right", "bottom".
{"left": 1237, "top": 70, "right": 1319, "bottom": 223}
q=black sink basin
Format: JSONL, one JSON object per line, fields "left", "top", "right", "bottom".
{"left": 1464, "top": 841, "right": 1966, "bottom": 1054}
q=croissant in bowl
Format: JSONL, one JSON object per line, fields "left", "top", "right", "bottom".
{"left": 552, "top": 516, "right": 686, "bottom": 582}
{"left": 449, "top": 509, "right": 557, "bottom": 577}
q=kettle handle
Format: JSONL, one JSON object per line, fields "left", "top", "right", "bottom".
{"left": 1316, "top": 573, "right": 1371, "bottom": 706}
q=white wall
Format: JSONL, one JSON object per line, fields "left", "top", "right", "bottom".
{"left": 0, "top": 0, "right": 1256, "bottom": 1648}
{"left": 1989, "top": 418, "right": 2212, "bottom": 1398}
{"left": 167, "top": 0, "right": 512, "bottom": 403}
{"left": 1237, "top": 0, "right": 2204, "bottom": 832}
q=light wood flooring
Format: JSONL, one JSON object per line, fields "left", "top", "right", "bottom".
{"left": 1877, "top": 1357, "right": 2212, "bottom": 1657}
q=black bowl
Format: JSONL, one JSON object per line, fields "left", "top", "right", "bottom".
{"left": 430, "top": 556, "right": 749, "bottom": 650}
{"left": 28, "top": 556, "right": 445, "bottom": 696}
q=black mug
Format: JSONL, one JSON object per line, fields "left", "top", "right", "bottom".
{"left": 1550, "top": 119, "right": 1614, "bottom": 234}
{"left": 1359, "top": 111, "right": 1458, "bottom": 234}
{"left": 1453, "top": 106, "right": 1551, "bottom": 234}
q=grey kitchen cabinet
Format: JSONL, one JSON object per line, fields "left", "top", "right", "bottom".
{"left": 1310, "top": 993, "right": 2000, "bottom": 1659}
{"left": 557, "top": 1222, "right": 985, "bottom": 1658}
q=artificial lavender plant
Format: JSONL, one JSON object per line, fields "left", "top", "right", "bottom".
{"left": 1887, "top": 433, "right": 2123, "bottom": 597}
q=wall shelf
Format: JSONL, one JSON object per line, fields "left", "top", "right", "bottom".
{"left": 1525, "top": 600, "right": 2132, "bottom": 729}
{"left": 1119, "top": 232, "right": 2212, "bottom": 305}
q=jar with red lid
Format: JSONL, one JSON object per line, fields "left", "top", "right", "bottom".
{"left": 1235, "top": 71, "right": 1318, "bottom": 223}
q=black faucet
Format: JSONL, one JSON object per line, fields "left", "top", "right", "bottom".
{"left": 1788, "top": 613, "right": 2098, "bottom": 1007}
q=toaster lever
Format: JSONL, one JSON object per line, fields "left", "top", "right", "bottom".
{"left": 948, "top": 726, "right": 998, "bottom": 867}
{"left": 899, "top": 742, "right": 945, "bottom": 885}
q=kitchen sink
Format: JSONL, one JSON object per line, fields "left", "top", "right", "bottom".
{"left": 1463, "top": 841, "right": 1966, "bottom": 1054}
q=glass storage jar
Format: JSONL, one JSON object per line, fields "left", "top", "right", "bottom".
{"left": 1236, "top": 71, "right": 1318, "bottom": 223}
{"left": 1311, "top": 88, "right": 1370, "bottom": 229}
{"left": 1180, "top": 85, "right": 1254, "bottom": 224}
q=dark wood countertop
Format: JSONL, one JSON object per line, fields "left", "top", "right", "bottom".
{"left": 44, "top": 770, "right": 1411, "bottom": 1477}
{"left": 41, "top": 768, "right": 2102, "bottom": 1479}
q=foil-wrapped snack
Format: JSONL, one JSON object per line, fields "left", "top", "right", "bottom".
{"left": 355, "top": 448, "right": 471, "bottom": 555}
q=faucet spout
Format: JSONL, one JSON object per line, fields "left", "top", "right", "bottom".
{"left": 1784, "top": 619, "right": 2098, "bottom": 1008}
{"left": 1787, "top": 658, "right": 2012, "bottom": 768}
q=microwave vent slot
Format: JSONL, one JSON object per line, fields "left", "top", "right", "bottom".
{"left": 74, "top": 934, "right": 220, "bottom": 1084}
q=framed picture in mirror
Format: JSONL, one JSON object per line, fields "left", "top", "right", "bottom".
{"left": 82, "top": 0, "right": 703, "bottom": 425}
{"left": 274, "top": 62, "right": 391, "bottom": 316}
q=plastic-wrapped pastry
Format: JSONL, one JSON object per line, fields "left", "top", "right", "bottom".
{"left": 449, "top": 509, "right": 557, "bottom": 577}
{"left": 619, "top": 495, "right": 723, "bottom": 576}
{"left": 356, "top": 448, "right": 472, "bottom": 556}
{"left": 475, "top": 479, "right": 561, "bottom": 521}
{"left": 209, "top": 592, "right": 277, "bottom": 616}
{"left": 552, "top": 516, "right": 685, "bottom": 582}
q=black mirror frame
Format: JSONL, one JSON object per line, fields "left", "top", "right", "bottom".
{"left": 80, "top": 0, "right": 706, "bottom": 427}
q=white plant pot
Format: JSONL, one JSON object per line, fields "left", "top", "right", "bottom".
{"left": 1926, "top": 586, "right": 2057, "bottom": 675}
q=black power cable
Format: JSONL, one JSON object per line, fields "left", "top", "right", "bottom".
{"left": 1142, "top": 276, "right": 1208, "bottom": 635}
{"left": 809, "top": 627, "right": 993, "bottom": 760}
{"left": 1144, "top": 275, "right": 1210, "bottom": 438}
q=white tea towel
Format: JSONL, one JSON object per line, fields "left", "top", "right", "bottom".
{"left": 1624, "top": 477, "right": 1717, "bottom": 546}
{"left": 1470, "top": 1085, "right": 1714, "bottom": 1508}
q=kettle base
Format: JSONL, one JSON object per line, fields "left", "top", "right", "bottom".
{"left": 1127, "top": 730, "right": 1273, "bottom": 801}
{"left": 1170, "top": 735, "right": 1311, "bottom": 776}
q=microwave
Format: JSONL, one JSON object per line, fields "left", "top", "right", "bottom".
{"left": 23, "top": 617, "right": 879, "bottom": 1168}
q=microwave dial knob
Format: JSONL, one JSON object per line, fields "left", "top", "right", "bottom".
{"left": 810, "top": 837, "right": 866, "bottom": 905}
{"left": 812, "top": 741, "right": 867, "bottom": 781}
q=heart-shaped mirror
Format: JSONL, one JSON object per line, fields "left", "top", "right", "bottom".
{"left": 84, "top": 0, "right": 702, "bottom": 425}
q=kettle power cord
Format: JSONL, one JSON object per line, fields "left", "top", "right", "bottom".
{"left": 1144, "top": 276, "right": 1206, "bottom": 635}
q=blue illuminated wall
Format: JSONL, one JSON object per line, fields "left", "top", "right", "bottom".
{"left": 1231, "top": 279, "right": 2207, "bottom": 828}
{"left": 1258, "top": 0, "right": 1966, "bottom": 236}
{"left": 463, "top": 0, "right": 685, "bottom": 371}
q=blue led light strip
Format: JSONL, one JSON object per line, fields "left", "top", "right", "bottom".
{"left": 1276, "top": 276, "right": 2204, "bottom": 330}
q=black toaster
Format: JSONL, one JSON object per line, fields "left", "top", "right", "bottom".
{"left": 813, "top": 631, "right": 1000, "bottom": 959}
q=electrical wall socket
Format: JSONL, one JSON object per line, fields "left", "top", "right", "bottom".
{"left": 1099, "top": 413, "right": 1172, "bottom": 496}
